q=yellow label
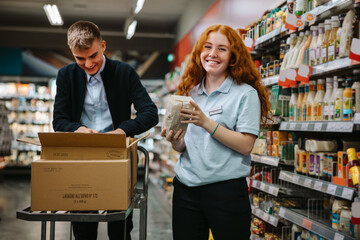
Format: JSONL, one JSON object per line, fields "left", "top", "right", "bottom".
{"left": 350, "top": 166, "right": 360, "bottom": 186}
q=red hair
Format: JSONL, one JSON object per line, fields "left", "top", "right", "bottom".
{"left": 177, "top": 24, "right": 272, "bottom": 127}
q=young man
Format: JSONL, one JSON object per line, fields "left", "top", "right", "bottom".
{"left": 53, "top": 20, "right": 158, "bottom": 240}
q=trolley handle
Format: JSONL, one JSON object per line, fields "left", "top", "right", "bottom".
{"left": 137, "top": 146, "right": 149, "bottom": 197}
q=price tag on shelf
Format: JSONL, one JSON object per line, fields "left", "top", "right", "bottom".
{"left": 302, "top": 218, "right": 313, "bottom": 230}
{"left": 349, "top": 38, "right": 360, "bottom": 62}
{"left": 269, "top": 186, "right": 275, "bottom": 195}
{"left": 354, "top": 113, "right": 360, "bottom": 124}
{"left": 263, "top": 213, "right": 270, "bottom": 222}
{"left": 342, "top": 188, "right": 354, "bottom": 200}
{"left": 343, "top": 122, "right": 354, "bottom": 132}
{"left": 327, "top": 122, "right": 337, "bottom": 132}
{"left": 269, "top": 216, "right": 277, "bottom": 226}
{"left": 279, "top": 171, "right": 285, "bottom": 180}
{"left": 301, "top": 122, "right": 309, "bottom": 131}
{"left": 314, "top": 122, "right": 322, "bottom": 131}
{"left": 306, "top": 12, "right": 316, "bottom": 25}
{"left": 293, "top": 175, "right": 300, "bottom": 184}
{"left": 314, "top": 181, "right": 323, "bottom": 190}
{"left": 304, "top": 178, "right": 312, "bottom": 188}
{"left": 279, "top": 207, "right": 285, "bottom": 217}
{"left": 334, "top": 232, "right": 345, "bottom": 240}
{"left": 296, "top": 64, "right": 312, "bottom": 83}
{"left": 327, "top": 184, "right": 337, "bottom": 195}
{"left": 260, "top": 182, "right": 266, "bottom": 191}
{"left": 281, "top": 122, "right": 289, "bottom": 131}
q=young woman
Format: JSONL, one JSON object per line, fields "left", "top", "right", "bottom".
{"left": 161, "top": 24, "right": 271, "bottom": 240}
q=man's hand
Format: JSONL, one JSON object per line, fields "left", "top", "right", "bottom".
{"left": 107, "top": 128, "right": 126, "bottom": 135}
{"left": 75, "top": 126, "right": 99, "bottom": 133}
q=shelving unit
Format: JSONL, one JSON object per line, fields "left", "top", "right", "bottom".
{"left": 279, "top": 170, "right": 355, "bottom": 201}
{"left": 251, "top": 205, "right": 280, "bottom": 227}
{"left": 279, "top": 207, "right": 355, "bottom": 240}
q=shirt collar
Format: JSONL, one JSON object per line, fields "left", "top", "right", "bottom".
{"left": 197, "top": 75, "right": 233, "bottom": 95}
{"left": 86, "top": 55, "right": 106, "bottom": 82}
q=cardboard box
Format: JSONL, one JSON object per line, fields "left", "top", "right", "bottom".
{"left": 31, "top": 159, "right": 130, "bottom": 211}
{"left": 19, "top": 132, "right": 144, "bottom": 198}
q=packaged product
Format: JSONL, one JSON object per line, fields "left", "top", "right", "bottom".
{"left": 162, "top": 95, "right": 193, "bottom": 135}
{"left": 339, "top": 9, "right": 354, "bottom": 58}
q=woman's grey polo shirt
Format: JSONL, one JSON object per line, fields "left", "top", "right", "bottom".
{"left": 174, "top": 76, "right": 261, "bottom": 187}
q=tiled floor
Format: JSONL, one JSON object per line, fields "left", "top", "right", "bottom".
{"left": 0, "top": 173, "right": 172, "bottom": 240}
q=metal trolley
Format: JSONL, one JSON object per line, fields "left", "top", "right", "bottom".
{"left": 16, "top": 146, "right": 150, "bottom": 240}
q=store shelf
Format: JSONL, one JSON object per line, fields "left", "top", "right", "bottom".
{"left": 250, "top": 179, "right": 280, "bottom": 197}
{"left": 251, "top": 154, "right": 280, "bottom": 167}
{"left": 0, "top": 94, "right": 53, "bottom": 101}
{"left": 250, "top": 235, "right": 264, "bottom": 240}
{"left": 279, "top": 207, "right": 355, "bottom": 240}
{"left": 254, "top": 25, "right": 286, "bottom": 47}
{"left": 279, "top": 120, "right": 355, "bottom": 133}
{"left": 251, "top": 205, "right": 279, "bottom": 227}
{"left": 279, "top": 170, "right": 355, "bottom": 201}
{"left": 262, "top": 75, "right": 279, "bottom": 87}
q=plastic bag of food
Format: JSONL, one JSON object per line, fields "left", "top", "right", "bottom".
{"left": 162, "top": 95, "right": 193, "bottom": 135}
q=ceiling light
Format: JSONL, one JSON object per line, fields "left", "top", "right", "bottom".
{"left": 134, "top": 0, "right": 145, "bottom": 14}
{"left": 126, "top": 20, "right": 137, "bottom": 40}
{"left": 43, "top": 4, "right": 63, "bottom": 26}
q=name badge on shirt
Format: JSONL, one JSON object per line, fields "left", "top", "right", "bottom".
{"left": 209, "top": 106, "right": 222, "bottom": 116}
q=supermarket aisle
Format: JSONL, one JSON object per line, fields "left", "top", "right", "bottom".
{"left": 0, "top": 173, "right": 172, "bottom": 240}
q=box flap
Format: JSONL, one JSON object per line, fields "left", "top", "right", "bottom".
{"left": 17, "top": 137, "right": 41, "bottom": 146}
{"left": 38, "top": 132, "right": 127, "bottom": 148}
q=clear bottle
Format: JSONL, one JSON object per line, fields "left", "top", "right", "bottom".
{"left": 343, "top": 78, "right": 353, "bottom": 121}
{"left": 314, "top": 79, "right": 325, "bottom": 121}
{"left": 288, "top": 32, "right": 305, "bottom": 69}
{"left": 329, "top": 77, "right": 339, "bottom": 120}
{"left": 323, "top": 77, "right": 333, "bottom": 121}
{"left": 316, "top": 23, "right": 325, "bottom": 65}
{"left": 321, "top": 19, "right": 332, "bottom": 64}
{"left": 295, "top": 0, "right": 307, "bottom": 17}
{"left": 339, "top": 9, "right": 355, "bottom": 58}
{"left": 352, "top": 69, "right": 360, "bottom": 116}
{"left": 302, "top": 84, "right": 310, "bottom": 121}
{"left": 281, "top": 34, "right": 298, "bottom": 70}
{"left": 328, "top": 16, "right": 339, "bottom": 62}
{"left": 335, "top": 78, "right": 345, "bottom": 121}
{"left": 336, "top": 14, "right": 345, "bottom": 59}
{"left": 290, "top": 87, "right": 299, "bottom": 121}
{"left": 298, "top": 30, "right": 313, "bottom": 67}
{"left": 306, "top": 80, "right": 317, "bottom": 121}
{"left": 297, "top": 85, "right": 305, "bottom": 121}
{"left": 309, "top": 25, "right": 319, "bottom": 66}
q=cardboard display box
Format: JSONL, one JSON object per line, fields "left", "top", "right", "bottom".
{"left": 31, "top": 159, "right": 130, "bottom": 211}
{"left": 18, "top": 132, "right": 148, "bottom": 211}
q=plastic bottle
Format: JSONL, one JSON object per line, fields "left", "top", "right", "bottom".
{"left": 309, "top": 25, "right": 318, "bottom": 66}
{"left": 339, "top": 9, "right": 355, "bottom": 58}
{"left": 288, "top": 32, "right": 305, "bottom": 69}
{"left": 314, "top": 79, "right": 325, "bottom": 121}
{"left": 297, "top": 30, "right": 313, "bottom": 67}
{"left": 347, "top": 148, "right": 360, "bottom": 187}
{"left": 295, "top": 0, "right": 306, "bottom": 16}
{"left": 328, "top": 16, "right": 339, "bottom": 62}
{"left": 330, "top": 77, "right": 339, "bottom": 120}
{"left": 316, "top": 23, "right": 325, "bottom": 65}
{"left": 321, "top": 19, "right": 332, "bottom": 64}
{"left": 281, "top": 34, "right": 298, "bottom": 70}
{"left": 306, "top": 80, "right": 317, "bottom": 121}
{"left": 343, "top": 78, "right": 353, "bottom": 121}
{"left": 335, "top": 78, "right": 345, "bottom": 121}
{"left": 323, "top": 77, "right": 333, "bottom": 121}
{"left": 289, "top": 87, "right": 298, "bottom": 121}
{"left": 302, "top": 84, "right": 310, "bottom": 121}
{"left": 336, "top": 14, "right": 345, "bottom": 59}
{"left": 297, "top": 85, "right": 305, "bottom": 121}
{"left": 287, "top": 0, "right": 295, "bottom": 14}
{"left": 352, "top": 69, "right": 360, "bottom": 116}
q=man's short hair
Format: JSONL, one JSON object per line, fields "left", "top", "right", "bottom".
{"left": 67, "top": 21, "right": 102, "bottom": 49}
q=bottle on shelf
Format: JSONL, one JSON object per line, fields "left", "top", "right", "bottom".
{"left": 316, "top": 23, "right": 325, "bottom": 65}
{"left": 309, "top": 25, "right": 318, "bottom": 66}
{"left": 336, "top": 14, "right": 345, "bottom": 60}
{"left": 295, "top": 0, "right": 306, "bottom": 17}
{"left": 321, "top": 19, "right": 332, "bottom": 64}
{"left": 330, "top": 76, "right": 339, "bottom": 120}
{"left": 339, "top": 9, "right": 355, "bottom": 58}
{"left": 352, "top": 69, "right": 360, "bottom": 116}
{"left": 347, "top": 148, "right": 360, "bottom": 188}
{"left": 323, "top": 77, "right": 333, "bottom": 121}
{"left": 297, "top": 85, "right": 305, "bottom": 121}
{"left": 335, "top": 77, "right": 345, "bottom": 121}
{"left": 328, "top": 16, "right": 339, "bottom": 62}
{"left": 288, "top": 32, "right": 306, "bottom": 69}
{"left": 281, "top": 33, "right": 298, "bottom": 70}
{"left": 297, "top": 29, "right": 313, "bottom": 67}
{"left": 343, "top": 78, "right": 353, "bottom": 121}
{"left": 289, "top": 86, "right": 298, "bottom": 121}
{"left": 287, "top": 0, "right": 294, "bottom": 14}
{"left": 301, "top": 84, "right": 310, "bottom": 121}
{"left": 314, "top": 78, "right": 325, "bottom": 121}
{"left": 280, "top": 39, "right": 287, "bottom": 62}
{"left": 306, "top": 80, "right": 317, "bottom": 121}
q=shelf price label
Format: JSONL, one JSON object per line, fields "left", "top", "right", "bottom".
{"left": 327, "top": 184, "right": 337, "bottom": 195}
{"left": 342, "top": 188, "right": 354, "bottom": 200}
{"left": 334, "top": 232, "right": 345, "bottom": 240}
{"left": 314, "top": 122, "right": 322, "bottom": 131}
{"left": 304, "top": 178, "right": 312, "bottom": 188}
{"left": 269, "top": 216, "right": 277, "bottom": 226}
{"left": 314, "top": 181, "right": 323, "bottom": 190}
{"left": 296, "top": 64, "right": 312, "bottom": 83}
{"left": 279, "top": 207, "right": 285, "bottom": 218}
{"left": 293, "top": 175, "right": 300, "bottom": 184}
{"left": 260, "top": 182, "right": 266, "bottom": 191}
{"left": 302, "top": 218, "right": 313, "bottom": 230}
{"left": 301, "top": 122, "right": 309, "bottom": 131}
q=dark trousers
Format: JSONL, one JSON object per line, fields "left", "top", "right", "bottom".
{"left": 172, "top": 177, "right": 251, "bottom": 240}
{"left": 72, "top": 212, "right": 133, "bottom": 240}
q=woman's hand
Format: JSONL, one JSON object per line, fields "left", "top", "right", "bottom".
{"left": 180, "top": 100, "right": 210, "bottom": 128}
{"left": 160, "top": 128, "right": 186, "bottom": 152}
